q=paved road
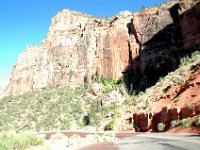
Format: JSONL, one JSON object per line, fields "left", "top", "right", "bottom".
{"left": 80, "top": 133, "right": 200, "bottom": 150}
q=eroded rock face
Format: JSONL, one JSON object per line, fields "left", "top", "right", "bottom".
{"left": 5, "top": 1, "right": 200, "bottom": 96}
{"left": 5, "top": 46, "right": 49, "bottom": 95}
{"left": 6, "top": 10, "right": 132, "bottom": 96}
{"left": 130, "top": 0, "right": 200, "bottom": 87}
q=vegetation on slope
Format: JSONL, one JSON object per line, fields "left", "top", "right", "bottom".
{"left": 125, "top": 50, "right": 200, "bottom": 112}
{"left": 0, "top": 51, "right": 199, "bottom": 133}
{"left": 0, "top": 86, "right": 84, "bottom": 131}
{"left": 0, "top": 78, "right": 126, "bottom": 132}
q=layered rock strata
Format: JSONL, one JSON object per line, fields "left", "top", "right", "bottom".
{"left": 5, "top": 11, "right": 132, "bottom": 96}
{"left": 5, "top": 0, "right": 200, "bottom": 96}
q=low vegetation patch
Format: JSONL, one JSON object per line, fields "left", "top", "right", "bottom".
{"left": 170, "top": 118, "right": 191, "bottom": 129}
{"left": 104, "top": 111, "right": 119, "bottom": 131}
{"left": 0, "top": 77, "right": 123, "bottom": 132}
{"left": 180, "top": 118, "right": 190, "bottom": 127}
{"left": 157, "top": 122, "right": 165, "bottom": 132}
{"left": 0, "top": 131, "right": 44, "bottom": 150}
{"left": 170, "top": 120, "right": 179, "bottom": 128}
{"left": 195, "top": 116, "right": 200, "bottom": 126}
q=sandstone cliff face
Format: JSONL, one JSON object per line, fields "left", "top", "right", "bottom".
{"left": 6, "top": 10, "right": 132, "bottom": 96}
{"left": 5, "top": 0, "right": 200, "bottom": 96}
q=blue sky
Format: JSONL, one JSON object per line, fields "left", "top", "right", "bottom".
{"left": 0, "top": 0, "right": 163, "bottom": 85}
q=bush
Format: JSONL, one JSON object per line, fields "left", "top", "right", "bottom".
{"left": 0, "top": 132, "right": 14, "bottom": 150}
{"left": 105, "top": 120, "right": 115, "bottom": 131}
{"left": 104, "top": 110, "right": 119, "bottom": 131}
{"left": 99, "top": 77, "right": 116, "bottom": 88}
{"left": 0, "top": 131, "right": 44, "bottom": 150}
{"left": 0, "top": 140, "right": 11, "bottom": 150}
{"left": 195, "top": 116, "right": 200, "bottom": 126}
{"left": 170, "top": 120, "right": 179, "bottom": 128}
{"left": 180, "top": 118, "right": 189, "bottom": 126}
{"left": 83, "top": 116, "right": 90, "bottom": 126}
{"left": 0, "top": 86, "right": 86, "bottom": 131}
{"left": 157, "top": 122, "right": 165, "bottom": 132}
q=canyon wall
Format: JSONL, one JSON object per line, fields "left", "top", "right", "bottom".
{"left": 5, "top": 11, "right": 132, "bottom": 96}
{"left": 129, "top": 0, "right": 200, "bottom": 89}
{"left": 4, "top": 0, "right": 200, "bottom": 96}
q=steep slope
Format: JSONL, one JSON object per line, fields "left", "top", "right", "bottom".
{"left": 0, "top": 1, "right": 200, "bottom": 133}
{"left": 0, "top": 52, "right": 199, "bottom": 133}
{"left": 0, "top": 81, "right": 127, "bottom": 131}
{"left": 4, "top": 0, "right": 200, "bottom": 96}
{"left": 131, "top": 51, "right": 200, "bottom": 132}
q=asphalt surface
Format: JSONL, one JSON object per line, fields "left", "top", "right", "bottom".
{"left": 80, "top": 133, "right": 200, "bottom": 150}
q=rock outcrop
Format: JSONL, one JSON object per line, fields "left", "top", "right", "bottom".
{"left": 5, "top": 0, "right": 200, "bottom": 96}
{"left": 133, "top": 105, "right": 200, "bottom": 132}
{"left": 133, "top": 62, "right": 200, "bottom": 132}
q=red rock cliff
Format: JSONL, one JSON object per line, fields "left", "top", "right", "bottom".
{"left": 5, "top": 0, "right": 200, "bottom": 96}
{"left": 5, "top": 10, "right": 132, "bottom": 96}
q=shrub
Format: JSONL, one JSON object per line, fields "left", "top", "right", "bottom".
{"left": 195, "top": 116, "right": 200, "bottom": 126}
{"left": 180, "top": 118, "right": 189, "bottom": 126}
{"left": 0, "top": 131, "right": 44, "bottom": 150}
{"left": 105, "top": 120, "right": 115, "bottom": 131}
{"left": 157, "top": 122, "right": 165, "bottom": 132}
{"left": 84, "top": 75, "right": 89, "bottom": 84}
{"left": 104, "top": 112, "right": 119, "bottom": 131}
{"left": 83, "top": 116, "right": 90, "bottom": 126}
{"left": 0, "top": 140, "right": 11, "bottom": 150}
{"left": 99, "top": 77, "right": 116, "bottom": 88}
{"left": 170, "top": 120, "right": 179, "bottom": 128}
{"left": 0, "top": 132, "right": 14, "bottom": 150}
